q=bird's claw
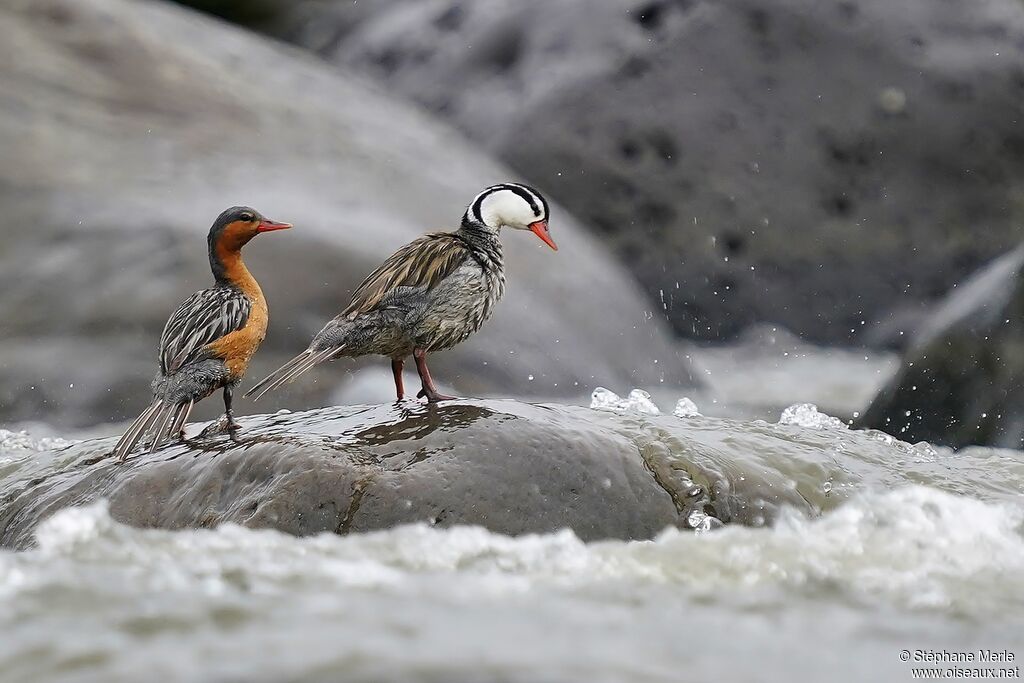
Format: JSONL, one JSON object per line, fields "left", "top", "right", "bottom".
{"left": 199, "top": 415, "right": 241, "bottom": 438}
{"left": 416, "top": 388, "right": 457, "bottom": 402}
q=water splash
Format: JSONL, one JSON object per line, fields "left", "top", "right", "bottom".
{"left": 12, "top": 486, "right": 1024, "bottom": 614}
{"left": 672, "top": 397, "right": 701, "bottom": 417}
{"left": 685, "top": 509, "right": 721, "bottom": 533}
{"left": 589, "top": 387, "right": 661, "bottom": 415}
{"left": 778, "top": 403, "right": 848, "bottom": 430}
{"left": 2, "top": 484, "right": 1023, "bottom": 682}
{"left": 0, "top": 429, "right": 73, "bottom": 453}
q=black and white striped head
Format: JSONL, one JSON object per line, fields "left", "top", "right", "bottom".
{"left": 463, "top": 183, "right": 557, "bottom": 250}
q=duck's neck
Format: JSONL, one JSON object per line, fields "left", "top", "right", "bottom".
{"left": 458, "top": 218, "right": 503, "bottom": 260}
{"left": 457, "top": 220, "right": 503, "bottom": 273}
{"left": 210, "top": 242, "right": 263, "bottom": 302}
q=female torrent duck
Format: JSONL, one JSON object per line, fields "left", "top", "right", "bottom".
{"left": 112, "top": 207, "right": 291, "bottom": 460}
{"left": 247, "top": 183, "right": 556, "bottom": 403}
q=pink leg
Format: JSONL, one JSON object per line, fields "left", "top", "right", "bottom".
{"left": 392, "top": 359, "right": 406, "bottom": 400}
{"left": 413, "top": 348, "right": 456, "bottom": 402}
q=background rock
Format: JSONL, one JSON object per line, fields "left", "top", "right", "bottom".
{"left": 859, "top": 246, "right": 1024, "bottom": 449}
{"left": 0, "top": 0, "right": 695, "bottom": 429}
{"left": 202, "top": 0, "right": 1024, "bottom": 344}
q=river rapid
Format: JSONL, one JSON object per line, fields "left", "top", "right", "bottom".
{"left": 2, "top": 382, "right": 1023, "bottom": 683}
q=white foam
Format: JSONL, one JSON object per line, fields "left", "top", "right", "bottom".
{"left": 672, "top": 397, "right": 701, "bottom": 417}
{"left": 17, "top": 486, "right": 1024, "bottom": 613}
{"left": 0, "top": 429, "right": 73, "bottom": 453}
{"left": 778, "top": 403, "right": 848, "bottom": 430}
{"left": 4, "top": 488, "right": 1022, "bottom": 682}
{"left": 589, "top": 387, "right": 661, "bottom": 415}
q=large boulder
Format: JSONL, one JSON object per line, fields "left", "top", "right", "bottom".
{"left": 249, "top": 0, "right": 1024, "bottom": 344}
{"left": 0, "top": 0, "right": 694, "bottom": 430}
{"left": 859, "top": 246, "right": 1024, "bottom": 449}
{"left": 4, "top": 398, "right": 1020, "bottom": 549}
{"left": 0, "top": 400, "right": 722, "bottom": 548}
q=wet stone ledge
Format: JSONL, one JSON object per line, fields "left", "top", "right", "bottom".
{"left": 6, "top": 397, "right": 1019, "bottom": 550}
{"left": 1, "top": 400, "right": 717, "bottom": 549}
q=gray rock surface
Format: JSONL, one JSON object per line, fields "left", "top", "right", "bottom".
{"left": 6, "top": 397, "right": 1020, "bottom": 549}
{"left": 0, "top": 0, "right": 695, "bottom": 429}
{"left": 259, "top": 0, "right": 1024, "bottom": 344}
{"left": 0, "top": 400, "right": 696, "bottom": 548}
{"left": 859, "top": 246, "right": 1024, "bottom": 449}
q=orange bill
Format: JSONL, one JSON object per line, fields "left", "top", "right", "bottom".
{"left": 528, "top": 220, "right": 557, "bottom": 251}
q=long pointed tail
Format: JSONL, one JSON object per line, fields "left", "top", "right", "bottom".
{"left": 245, "top": 346, "right": 340, "bottom": 401}
{"left": 112, "top": 400, "right": 161, "bottom": 461}
{"left": 170, "top": 399, "right": 195, "bottom": 441}
{"left": 149, "top": 401, "right": 185, "bottom": 454}
{"left": 112, "top": 399, "right": 191, "bottom": 461}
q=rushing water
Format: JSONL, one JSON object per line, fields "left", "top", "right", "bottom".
{"left": 1, "top": 394, "right": 1023, "bottom": 683}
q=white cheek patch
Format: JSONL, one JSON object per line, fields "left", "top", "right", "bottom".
{"left": 480, "top": 189, "right": 542, "bottom": 229}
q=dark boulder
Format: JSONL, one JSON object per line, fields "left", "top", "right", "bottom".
{"left": 0, "top": 0, "right": 694, "bottom": 430}
{"left": 256, "top": 0, "right": 1024, "bottom": 344}
{"left": 858, "top": 247, "right": 1024, "bottom": 448}
{"left": 0, "top": 399, "right": 828, "bottom": 548}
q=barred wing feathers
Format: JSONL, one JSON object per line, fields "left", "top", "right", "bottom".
{"left": 159, "top": 287, "right": 251, "bottom": 374}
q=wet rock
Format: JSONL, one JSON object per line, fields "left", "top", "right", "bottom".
{"left": 858, "top": 247, "right": 1024, "bottom": 448}
{"left": 266, "top": 0, "right": 1024, "bottom": 344}
{"left": 0, "top": 0, "right": 694, "bottom": 429}
{"left": 0, "top": 399, "right": 819, "bottom": 548}
{"left": 0, "top": 401, "right": 691, "bottom": 548}
{"left": 5, "top": 398, "right": 1021, "bottom": 549}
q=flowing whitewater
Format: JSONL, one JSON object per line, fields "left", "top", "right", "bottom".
{"left": 1, "top": 395, "right": 1023, "bottom": 683}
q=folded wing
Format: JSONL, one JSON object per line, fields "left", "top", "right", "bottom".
{"left": 343, "top": 232, "right": 471, "bottom": 318}
{"left": 159, "top": 287, "right": 252, "bottom": 375}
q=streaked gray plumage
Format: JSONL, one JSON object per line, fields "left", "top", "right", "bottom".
{"left": 248, "top": 183, "right": 556, "bottom": 402}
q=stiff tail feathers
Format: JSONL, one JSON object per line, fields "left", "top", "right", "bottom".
{"left": 245, "top": 346, "right": 341, "bottom": 401}
{"left": 115, "top": 343, "right": 343, "bottom": 460}
{"left": 170, "top": 399, "right": 195, "bottom": 442}
{"left": 113, "top": 398, "right": 193, "bottom": 461}
{"left": 149, "top": 401, "right": 182, "bottom": 454}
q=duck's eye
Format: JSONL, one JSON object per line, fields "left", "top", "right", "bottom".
{"left": 239, "top": 212, "right": 254, "bottom": 222}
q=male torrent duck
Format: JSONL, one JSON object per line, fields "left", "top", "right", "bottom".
{"left": 247, "top": 183, "right": 556, "bottom": 403}
{"left": 112, "top": 207, "right": 291, "bottom": 460}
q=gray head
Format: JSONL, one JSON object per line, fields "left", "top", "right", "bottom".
{"left": 462, "top": 183, "right": 556, "bottom": 250}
